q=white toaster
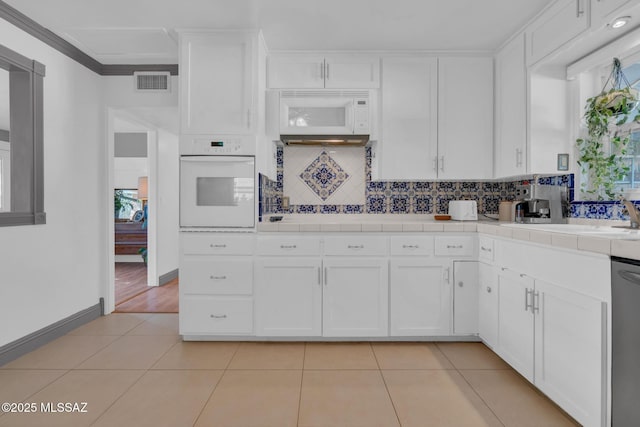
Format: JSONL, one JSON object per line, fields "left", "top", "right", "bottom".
{"left": 448, "top": 200, "right": 478, "bottom": 221}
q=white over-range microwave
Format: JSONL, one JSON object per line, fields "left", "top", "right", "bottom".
{"left": 268, "top": 90, "right": 375, "bottom": 144}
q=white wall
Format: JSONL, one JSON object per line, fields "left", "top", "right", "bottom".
{"left": 155, "top": 129, "right": 179, "bottom": 278}
{"left": 114, "top": 158, "right": 148, "bottom": 189}
{"left": 0, "top": 19, "right": 105, "bottom": 346}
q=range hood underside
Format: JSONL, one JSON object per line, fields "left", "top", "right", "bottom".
{"left": 280, "top": 134, "right": 370, "bottom": 147}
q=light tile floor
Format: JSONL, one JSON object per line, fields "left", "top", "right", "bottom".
{"left": 0, "top": 313, "right": 580, "bottom": 427}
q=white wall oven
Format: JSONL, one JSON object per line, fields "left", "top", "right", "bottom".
{"left": 180, "top": 136, "right": 255, "bottom": 228}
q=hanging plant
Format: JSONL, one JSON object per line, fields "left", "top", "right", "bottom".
{"left": 576, "top": 58, "right": 640, "bottom": 200}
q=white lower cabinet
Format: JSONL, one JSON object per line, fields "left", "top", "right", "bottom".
{"left": 533, "top": 279, "right": 605, "bottom": 427}
{"left": 254, "top": 257, "right": 322, "bottom": 337}
{"left": 496, "top": 267, "right": 535, "bottom": 382}
{"left": 495, "top": 258, "right": 606, "bottom": 427}
{"left": 180, "top": 295, "right": 253, "bottom": 335}
{"left": 390, "top": 258, "right": 450, "bottom": 336}
{"left": 452, "top": 261, "right": 479, "bottom": 335}
{"left": 322, "top": 257, "right": 389, "bottom": 337}
{"left": 478, "top": 262, "right": 498, "bottom": 349}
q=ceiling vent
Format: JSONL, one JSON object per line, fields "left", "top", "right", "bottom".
{"left": 133, "top": 71, "right": 170, "bottom": 92}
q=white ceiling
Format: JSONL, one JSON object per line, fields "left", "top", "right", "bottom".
{"left": 5, "top": 0, "right": 556, "bottom": 64}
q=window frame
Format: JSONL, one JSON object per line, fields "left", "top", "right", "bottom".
{"left": 0, "top": 43, "right": 45, "bottom": 226}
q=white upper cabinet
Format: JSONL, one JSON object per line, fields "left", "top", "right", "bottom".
{"left": 179, "top": 31, "right": 257, "bottom": 135}
{"left": 526, "top": 0, "right": 590, "bottom": 66}
{"left": 267, "top": 54, "right": 380, "bottom": 89}
{"left": 375, "top": 55, "right": 493, "bottom": 181}
{"left": 592, "top": 0, "right": 636, "bottom": 27}
{"left": 437, "top": 57, "right": 494, "bottom": 180}
{"left": 495, "top": 34, "right": 527, "bottom": 178}
{"left": 376, "top": 56, "right": 438, "bottom": 180}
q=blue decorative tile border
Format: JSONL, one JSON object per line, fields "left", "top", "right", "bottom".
{"left": 259, "top": 146, "right": 580, "bottom": 219}
{"left": 570, "top": 200, "right": 640, "bottom": 221}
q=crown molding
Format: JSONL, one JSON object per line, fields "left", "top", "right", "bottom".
{"left": 0, "top": 1, "right": 178, "bottom": 76}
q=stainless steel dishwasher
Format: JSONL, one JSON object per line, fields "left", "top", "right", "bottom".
{"left": 611, "top": 256, "right": 640, "bottom": 425}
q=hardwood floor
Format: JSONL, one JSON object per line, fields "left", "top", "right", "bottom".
{"left": 115, "top": 262, "right": 148, "bottom": 305}
{"left": 115, "top": 263, "right": 179, "bottom": 313}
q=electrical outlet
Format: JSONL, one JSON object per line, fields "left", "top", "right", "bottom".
{"left": 282, "top": 196, "right": 290, "bottom": 210}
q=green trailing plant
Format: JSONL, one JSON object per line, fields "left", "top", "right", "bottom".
{"left": 576, "top": 58, "right": 640, "bottom": 200}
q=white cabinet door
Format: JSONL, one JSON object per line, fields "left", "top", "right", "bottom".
{"left": 267, "top": 54, "right": 380, "bottom": 89}
{"left": 496, "top": 268, "right": 535, "bottom": 382}
{"left": 478, "top": 262, "right": 499, "bottom": 349}
{"left": 438, "top": 57, "right": 494, "bottom": 180}
{"left": 534, "top": 279, "right": 605, "bottom": 427}
{"left": 376, "top": 56, "right": 438, "bottom": 180}
{"left": 390, "top": 258, "right": 450, "bottom": 336}
{"left": 324, "top": 55, "right": 380, "bottom": 88}
{"left": 453, "top": 261, "right": 479, "bottom": 335}
{"left": 495, "top": 34, "right": 527, "bottom": 178}
{"left": 267, "top": 54, "right": 325, "bottom": 89}
{"left": 323, "top": 258, "right": 389, "bottom": 337}
{"left": 255, "top": 258, "right": 322, "bottom": 337}
{"left": 180, "top": 32, "right": 255, "bottom": 134}
{"left": 592, "top": 0, "right": 634, "bottom": 26}
{"left": 526, "top": 0, "right": 590, "bottom": 65}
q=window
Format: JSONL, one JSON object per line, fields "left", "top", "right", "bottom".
{"left": 0, "top": 43, "right": 45, "bottom": 226}
{"left": 613, "top": 61, "right": 640, "bottom": 192}
{"left": 114, "top": 189, "right": 142, "bottom": 221}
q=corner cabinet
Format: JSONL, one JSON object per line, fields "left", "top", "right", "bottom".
{"left": 179, "top": 31, "right": 257, "bottom": 134}
{"left": 267, "top": 54, "right": 380, "bottom": 89}
{"left": 525, "top": 0, "right": 590, "bottom": 66}
{"left": 495, "top": 34, "right": 527, "bottom": 178}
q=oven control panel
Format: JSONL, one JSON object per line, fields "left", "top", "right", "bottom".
{"left": 180, "top": 135, "right": 256, "bottom": 156}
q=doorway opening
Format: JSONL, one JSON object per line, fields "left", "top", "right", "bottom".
{"left": 106, "top": 109, "right": 179, "bottom": 314}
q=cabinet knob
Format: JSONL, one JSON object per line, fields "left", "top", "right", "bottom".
{"left": 487, "top": 286, "right": 492, "bottom": 293}
{"left": 458, "top": 281, "right": 464, "bottom": 287}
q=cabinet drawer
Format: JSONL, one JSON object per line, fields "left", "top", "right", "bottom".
{"left": 478, "top": 237, "right": 495, "bottom": 262}
{"left": 256, "top": 236, "right": 322, "bottom": 256}
{"left": 180, "top": 258, "right": 253, "bottom": 295}
{"left": 181, "top": 233, "right": 254, "bottom": 255}
{"left": 180, "top": 296, "right": 253, "bottom": 335}
{"left": 323, "top": 236, "right": 388, "bottom": 256}
{"left": 390, "top": 236, "right": 433, "bottom": 256}
{"left": 434, "top": 236, "right": 474, "bottom": 257}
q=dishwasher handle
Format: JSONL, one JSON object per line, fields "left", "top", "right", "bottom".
{"left": 618, "top": 270, "right": 640, "bottom": 286}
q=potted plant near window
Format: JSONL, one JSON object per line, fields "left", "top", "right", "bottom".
{"left": 576, "top": 58, "right": 640, "bottom": 200}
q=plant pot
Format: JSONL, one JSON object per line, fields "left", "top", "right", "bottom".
{"left": 599, "top": 88, "right": 639, "bottom": 115}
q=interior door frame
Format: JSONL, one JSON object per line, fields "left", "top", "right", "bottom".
{"left": 104, "top": 108, "right": 158, "bottom": 314}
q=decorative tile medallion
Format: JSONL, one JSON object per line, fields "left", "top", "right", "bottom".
{"left": 299, "top": 151, "right": 349, "bottom": 201}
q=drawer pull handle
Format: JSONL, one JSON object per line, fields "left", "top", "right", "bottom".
{"left": 402, "top": 245, "right": 419, "bottom": 249}
{"left": 210, "top": 314, "right": 227, "bottom": 319}
{"left": 210, "top": 244, "right": 227, "bottom": 248}
{"left": 347, "top": 245, "right": 364, "bottom": 249}
{"left": 481, "top": 246, "right": 492, "bottom": 252}
{"left": 280, "top": 245, "right": 297, "bottom": 249}
{"left": 446, "top": 245, "right": 463, "bottom": 249}
{"left": 210, "top": 275, "right": 227, "bottom": 280}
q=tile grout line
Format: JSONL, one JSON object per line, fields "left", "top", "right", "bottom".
{"left": 296, "top": 343, "right": 307, "bottom": 427}
{"left": 435, "top": 343, "right": 507, "bottom": 427}
{"left": 370, "top": 342, "right": 403, "bottom": 427}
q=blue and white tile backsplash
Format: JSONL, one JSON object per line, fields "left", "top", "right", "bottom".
{"left": 257, "top": 146, "right": 640, "bottom": 221}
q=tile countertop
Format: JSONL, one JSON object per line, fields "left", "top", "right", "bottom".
{"left": 257, "top": 214, "right": 640, "bottom": 261}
